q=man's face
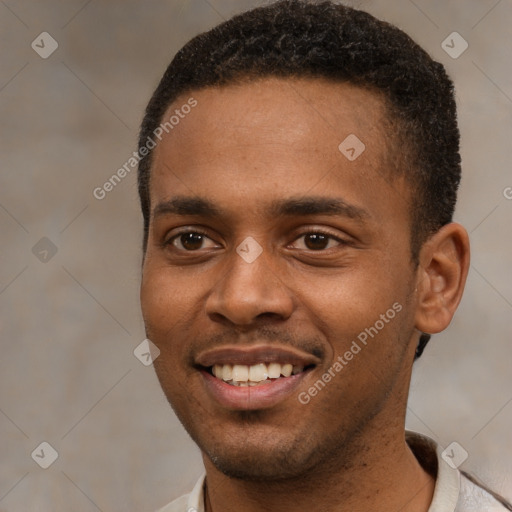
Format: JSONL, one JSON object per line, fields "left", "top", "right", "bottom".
{"left": 141, "top": 78, "right": 420, "bottom": 480}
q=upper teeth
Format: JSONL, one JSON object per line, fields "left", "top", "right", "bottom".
{"left": 212, "top": 363, "right": 304, "bottom": 384}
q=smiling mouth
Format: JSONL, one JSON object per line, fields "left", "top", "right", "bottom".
{"left": 207, "top": 362, "right": 315, "bottom": 387}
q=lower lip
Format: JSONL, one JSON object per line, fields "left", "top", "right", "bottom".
{"left": 200, "top": 369, "right": 311, "bottom": 410}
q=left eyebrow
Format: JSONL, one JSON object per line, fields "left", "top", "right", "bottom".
{"left": 269, "top": 196, "right": 371, "bottom": 222}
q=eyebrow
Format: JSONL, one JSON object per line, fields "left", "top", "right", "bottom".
{"left": 269, "top": 196, "right": 370, "bottom": 221}
{"left": 152, "top": 195, "right": 370, "bottom": 222}
{"left": 153, "top": 196, "right": 222, "bottom": 218}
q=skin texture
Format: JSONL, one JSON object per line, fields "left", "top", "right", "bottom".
{"left": 140, "top": 78, "right": 470, "bottom": 512}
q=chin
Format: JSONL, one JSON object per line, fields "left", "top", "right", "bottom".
{"left": 197, "top": 421, "right": 333, "bottom": 482}
{"left": 205, "top": 444, "right": 313, "bottom": 481}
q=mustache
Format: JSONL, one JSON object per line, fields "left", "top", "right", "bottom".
{"left": 188, "top": 325, "right": 326, "bottom": 362}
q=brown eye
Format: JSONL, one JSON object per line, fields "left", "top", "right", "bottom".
{"left": 179, "top": 233, "right": 204, "bottom": 250}
{"left": 292, "top": 231, "right": 344, "bottom": 251}
{"left": 304, "top": 233, "right": 330, "bottom": 250}
{"left": 169, "top": 231, "right": 217, "bottom": 251}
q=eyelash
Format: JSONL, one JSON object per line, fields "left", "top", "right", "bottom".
{"left": 165, "top": 228, "right": 347, "bottom": 251}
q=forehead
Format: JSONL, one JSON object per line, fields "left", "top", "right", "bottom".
{"left": 149, "top": 77, "right": 407, "bottom": 224}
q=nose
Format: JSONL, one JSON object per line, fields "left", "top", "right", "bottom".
{"left": 205, "top": 245, "right": 294, "bottom": 326}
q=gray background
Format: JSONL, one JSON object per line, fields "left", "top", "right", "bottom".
{"left": 1, "top": 0, "right": 511, "bottom": 510}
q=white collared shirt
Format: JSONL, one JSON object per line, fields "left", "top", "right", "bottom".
{"left": 155, "top": 431, "right": 511, "bottom": 512}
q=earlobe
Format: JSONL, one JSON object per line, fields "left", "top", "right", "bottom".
{"left": 414, "top": 223, "right": 470, "bottom": 335}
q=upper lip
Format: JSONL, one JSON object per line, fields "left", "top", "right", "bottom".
{"left": 195, "top": 344, "right": 321, "bottom": 368}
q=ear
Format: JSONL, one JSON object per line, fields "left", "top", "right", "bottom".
{"left": 414, "top": 222, "right": 470, "bottom": 334}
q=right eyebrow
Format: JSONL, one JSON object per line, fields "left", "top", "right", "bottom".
{"left": 152, "top": 196, "right": 222, "bottom": 220}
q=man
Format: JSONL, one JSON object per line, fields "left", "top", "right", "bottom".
{"left": 137, "top": 1, "right": 512, "bottom": 511}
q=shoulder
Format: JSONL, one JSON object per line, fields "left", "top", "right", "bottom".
{"left": 456, "top": 471, "right": 512, "bottom": 512}
{"left": 155, "top": 493, "right": 190, "bottom": 512}
{"left": 405, "top": 431, "right": 512, "bottom": 512}
{"left": 154, "top": 473, "right": 206, "bottom": 512}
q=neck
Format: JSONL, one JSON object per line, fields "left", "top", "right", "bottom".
{"left": 203, "top": 420, "right": 435, "bottom": 512}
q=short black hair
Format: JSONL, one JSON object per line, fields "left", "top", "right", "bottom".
{"left": 138, "top": 0, "right": 462, "bottom": 358}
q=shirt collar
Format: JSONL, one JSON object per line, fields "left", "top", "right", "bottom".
{"left": 406, "top": 430, "right": 461, "bottom": 512}
{"left": 187, "top": 472, "right": 206, "bottom": 512}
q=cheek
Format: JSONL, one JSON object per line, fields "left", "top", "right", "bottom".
{"left": 140, "top": 264, "right": 197, "bottom": 344}
{"left": 141, "top": 267, "right": 205, "bottom": 404}
{"left": 140, "top": 270, "right": 169, "bottom": 335}
{"left": 295, "top": 262, "right": 410, "bottom": 355}
{"left": 300, "top": 267, "right": 397, "bottom": 322}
